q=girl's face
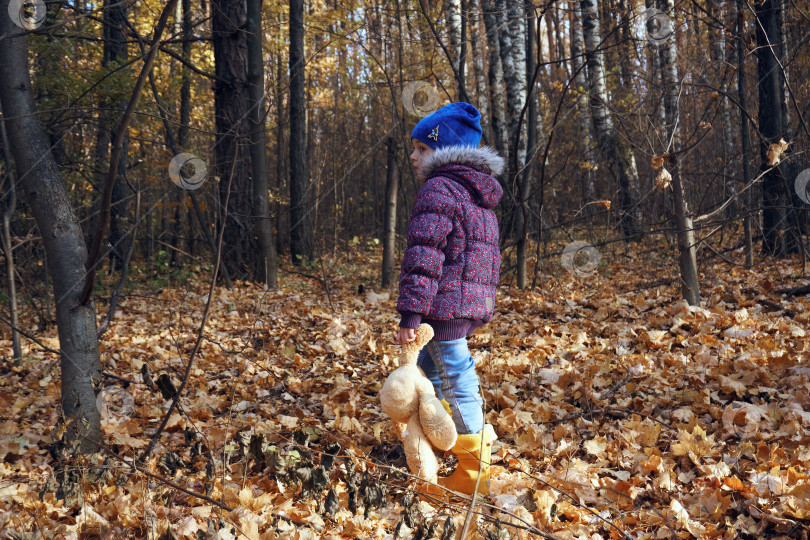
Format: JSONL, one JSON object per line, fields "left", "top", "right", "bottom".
{"left": 409, "top": 139, "right": 434, "bottom": 180}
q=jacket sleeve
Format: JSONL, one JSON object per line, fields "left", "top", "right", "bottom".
{"left": 397, "top": 179, "right": 457, "bottom": 327}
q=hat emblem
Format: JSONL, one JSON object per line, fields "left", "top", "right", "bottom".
{"left": 428, "top": 125, "right": 439, "bottom": 142}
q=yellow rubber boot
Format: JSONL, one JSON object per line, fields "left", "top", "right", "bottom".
{"left": 438, "top": 424, "right": 497, "bottom": 496}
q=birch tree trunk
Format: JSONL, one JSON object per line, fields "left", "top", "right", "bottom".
{"left": 570, "top": 0, "right": 595, "bottom": 207}
{"left": 0, "top": 6, "right": 101, "bottom": 450}
{"left": 447, "top": 0, "right": 463, "bottom": 90}
{"left": 498, "top": 0, "right": 527, "bottom": 238}
{"left": 247, "top": 0, "right": 278, "bottom": 288}
{"left": 657, "top": 0, "right": 700, "bottom": 305}
{"left": 581, "top": 0, "right": 642, "bottom": 238}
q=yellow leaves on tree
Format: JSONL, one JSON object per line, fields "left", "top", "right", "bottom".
{"left": 767, "top": 138, "right": 790, "bottom": 165}
{"left": 654, "top": 167, "right": 672, "bottom": 190}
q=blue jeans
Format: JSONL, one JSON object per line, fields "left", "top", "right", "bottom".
{"left": 417, "top": 337, "right": 484, "bottom": 435}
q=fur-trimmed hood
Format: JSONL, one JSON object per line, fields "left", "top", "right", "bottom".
{"left": 418, "top": 145, "right": 504, "bottom": 209}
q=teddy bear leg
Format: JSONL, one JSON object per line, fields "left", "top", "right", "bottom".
{"left": 419, "top": 396, "right": 457, "bottom": 452}
{"left": 402, "top": 419, "right": 440, "bottom": 483}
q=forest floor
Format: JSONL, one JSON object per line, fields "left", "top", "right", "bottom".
{"left": 2, "top": 238, "right": 810, "bottom": 539}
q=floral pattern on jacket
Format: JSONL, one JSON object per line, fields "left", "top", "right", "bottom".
{"left": 397, "top": 146, "right": 504, "bottom": 327}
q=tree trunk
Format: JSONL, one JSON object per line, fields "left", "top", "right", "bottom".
{"left": 570, "top": 0, "right": 595, "bottom": 207}
{"left": 381, "top": 137, "right": 399, "bottom": 289}
{"left": 0, "top": 9, "right": 101, "bottom": 450}
{"left": 481, "top": 0, "right": 508, "bottom": 157}
{"left": 289, "top": 0, "right": 313, "bottom": 263}
{"left": 447, "top": 0, "right": 463, "bottom": 92}
{"left": 0, "top": 101, "right": 22, "bottom": 361}
{"left": 581, "top": 0, "right": 642, "bottom": 238}
{"left": 616, "top": 0, "right": 633, "bottom": 88}
{"left": 498, "top": 0, "right": 527, "bottom": 239}
{"left": 707, "top": 0, "right": 736, "bottom": 212}
{"left": 178, "top": 0, "right": 192, "bottom": 151}
{"left": 212, "top": 0, "right": 258, "bottom": 278}
{"left": 775, "top": 0, "right": 804, "bottom": 236}
{"left": 103, "top": 0, "right": 131, "bottom": 273}
{"left": 735, "top": 0, "right": 753, "bottom": 265}
{"left": 247, "top": 0, "right": 278, "bottom": 288}
{"left": 545, "top": 9, "right": 556, "bottom": 80}
{"left": 755, "top": 0, "right": 796, "bottom": 256}
{"left": 658, "top": 0, "right": 700, "bottom": 305}
{"left": 275, "top": 20, "right": 288, "bottom": 256}
{"left": 468, "top": 0, "right": 489, "bottom": 141}
{"left": 517, "top": 1, "right": 537, "bottom": 290}
{"left": 171, "top": 0, "right": 193, "bottom": 266}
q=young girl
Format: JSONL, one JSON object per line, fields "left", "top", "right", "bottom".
{"left": 395, "top": 102, "right": 503, "bottom": 496}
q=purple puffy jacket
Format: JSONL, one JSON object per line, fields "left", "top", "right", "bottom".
{"left": 397, "top": 145, "right": 504, "bottom": 341}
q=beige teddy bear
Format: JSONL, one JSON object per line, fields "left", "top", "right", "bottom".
{"left": 379, "top": 324, "right": 457, "bottom": 484}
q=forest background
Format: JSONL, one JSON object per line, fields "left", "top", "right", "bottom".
{"left": 1, "top": 0, "right": 810, "bottom": 538}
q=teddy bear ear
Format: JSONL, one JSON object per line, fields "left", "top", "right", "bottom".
{"left": 414, "top": 324, "right": 434, "bottom": 347}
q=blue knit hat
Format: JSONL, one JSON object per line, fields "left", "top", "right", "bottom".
{"left": 411, "top": 102, "right": 482, "bottom": 150}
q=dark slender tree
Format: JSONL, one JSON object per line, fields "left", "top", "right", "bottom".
{"left": 481, "top": 0, "right": 508, "bottom": 156}
{"left": 517, "top": 0, "right": 537, "bottom": 289}
{"left": 756, "top": 0, "right": 798, "bottom": 255}
{"left": 657, "top": 0, "right": 700, "bottom": 306}
{"left": 735, "top": 0, "right": 754, "bottom": 265}
{"left": 247, "top": 0, "right": 278, "bottom": 287}
{"left": 169, "top": 0, "right": 193, "bottom": 265}
{"left": 570, "top": 0, "right": 595, "bottom": 207}
{"left": 381, "top": 137, "right": 399, "bottom": 288}
{"left": 289, "top": 0, "right": 313, "bottom": 263}
{"left": 0, "top": 101, "right": 21, "bottom": 361}
{"left": 105, "top": 0, "right": 131, "bottom": 271}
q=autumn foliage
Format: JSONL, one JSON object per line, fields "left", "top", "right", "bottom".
{"left": 1, "top": 242, "right": 810, "bottom": 538}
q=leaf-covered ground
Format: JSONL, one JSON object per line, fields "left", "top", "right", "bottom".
{"left": 2, "top": 241, "right": 810, "bottom": 539}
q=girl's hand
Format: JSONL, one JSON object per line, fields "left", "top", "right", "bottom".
{"left": 396, "top": 327, "right": 416, "bottom": 344}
